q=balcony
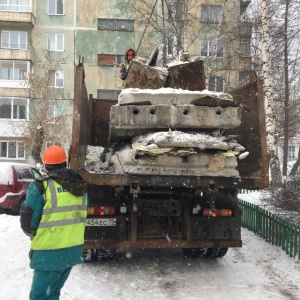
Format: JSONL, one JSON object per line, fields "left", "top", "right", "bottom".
{"left": 0, "top": 87, "right": 32, "bottom": 98}
{"left": 0, "top": 2, "right": 35, "bottom": 27}
{"left": 0, "top": 48, "right": 31, "bottom": 61}
{"left": 0, "top": 60, "right": 31, "bottom": 90}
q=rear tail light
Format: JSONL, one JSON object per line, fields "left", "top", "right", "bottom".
{"left": 202, "top": 208, "right": 233, "bottom": 217}
{"left": 87, "top": 205, "right": 128, "bottom": 216}
{"left": 87, "top": 207, "right": 95, "bottom": 215}
{"left": 88, "top": 206, "right": 115, "bottom": 216}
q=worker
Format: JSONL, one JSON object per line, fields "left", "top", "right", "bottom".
{"left": 20, "top": 145, "right": 88, "bottom": 300}
{"left": 118, "top": 48, "right": 136, "bottom": 86}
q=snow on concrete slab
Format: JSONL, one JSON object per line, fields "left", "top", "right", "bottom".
{"left": 119, "top": 87, "right": 233, "bottom": 105}
{"left": 132, "top": 131, "right": 245, "bottom": 152}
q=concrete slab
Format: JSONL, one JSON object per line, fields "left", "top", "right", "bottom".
{"left": 124, "top": 60, "right": 169, "bottom": 89}
{"left": 165, "top": 60, "right": 205, "bottom": 91}
{"left": 110, "top": 150, "right": 239, "bottom": 177}
{"left": 109, "top": 105, "right": 241, "bottom": 141}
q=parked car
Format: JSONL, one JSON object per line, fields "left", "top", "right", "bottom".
{"left": 0, "top": 162, "right": 41, "bottom": 215}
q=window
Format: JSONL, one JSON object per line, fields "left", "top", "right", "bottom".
{"left": 21, "top": 168, "right": 34, "bottom": 179}
{"left": 0, "top": 98, "right": 27, "bottom": 120}
{"left": 16, "top": 169, "right": 23, "bottom": 179}
{"left": 168, "top": 38, "right": 182, "bottom": 56}
{"left": 31, "top": 168, "right": 41, "bottom": 179}
{"left": 167, "top": 2, "right": 183, "bottom": 21}
{"left": 288, "top": 146, "right": 296, "bottom": 160}
{"left": 168, "top": 39, "right": 173, "bottom": 55}
{"left": 1, "top": 31, "right": 27, "bottom": 50}
{"left": 200, "top": 40, "right": 224, "bottom": 57}
{"left": 48, "top": 33, "right": 64, "bottom": 51}
{"left": 0, "top": 0, "right": 30, "bottom": 12}
{"left": 48, "top": 70, "right": 64, "bottom": 88}
{"left": 0, "top": 60, "right": 29, "bottom": 81}
{"left": 201, "top": 5, "right": 222, "bottom": 23}
{"left": 48, "top": 0, "right": 64, "bottom": 15}
{"left": 0, "top": 141, "right": 25, "bottom": 159}
{"left": 97, "top": 54, "right": 123, "bottom": 66}
{"left": 208, "top": 75, "right": 224, "bottom": 92}
{"left": 51, "top": 105, "right": 64, "bottom": 123}
{"left": 240, "top": 39, "right": 250, "bottom": 57}
{"left": 97, "top": 89, "right": 121, "bottom": 100}
{"left": 98, "top": 19, "right": 134, "bottom": 31}
{"left": 47, "top": 105, "right": 64, "bottom": 123}
{"left": 239, "top": 71, "right": 250, "bottom": 86}
{"left": 54, "top": 105, "right": 64, "bottom": 118}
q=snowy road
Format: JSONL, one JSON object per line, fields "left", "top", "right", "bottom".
{"left": 0, "top": 214, "right": 299, "bottom": 300}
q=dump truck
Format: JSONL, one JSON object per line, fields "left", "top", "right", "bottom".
{"left": 69, "top": 56, "right": 269, "bottom": 261}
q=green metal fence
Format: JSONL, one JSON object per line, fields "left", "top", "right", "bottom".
{"left": 238, "top": 199, "right": 300, "bottom": 260}
{"left": 237, "top": 189, "right": 258, "bottom": 194}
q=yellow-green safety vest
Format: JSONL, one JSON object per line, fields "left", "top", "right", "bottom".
{"left": 122, "top": 61, "right": 130, "bottom": 87}
{"left": 31, "top": 179, "right": 87, "bottom": 250}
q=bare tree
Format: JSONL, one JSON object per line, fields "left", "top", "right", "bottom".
{"left": 118, "top": 0, "right": 247, "bottom": 92}
{"left": 244, "top": 0, "right": 300, "bottom": 183}
{"left": 11, "top": 50, "right": 73, "bottom": 164}
{"left": 267, "top": 0, "right": 300, "bottom": 176}
{"left": 260, "top": 0, "right": 282, "bottom": 186}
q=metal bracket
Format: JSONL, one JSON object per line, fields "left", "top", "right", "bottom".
{"left": 130, "top": 179, "right": 140, "bottom": 212}
{"left": 208, "top": 184, "right": 217, "bottom": 211}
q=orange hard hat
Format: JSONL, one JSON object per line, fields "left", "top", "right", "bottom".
{"left": 42, "top": 145, "right": 67, "bottom": 165}
{"left": 126, "top": 49, "right": 135, "bottom": 56}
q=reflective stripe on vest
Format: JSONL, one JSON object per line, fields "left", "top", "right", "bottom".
{"left": 31, "top": 179, "right": 87, "bottom": 250}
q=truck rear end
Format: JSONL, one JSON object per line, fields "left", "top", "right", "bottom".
{"left": 70, "top": 61, "right": 268, "bottom": 260}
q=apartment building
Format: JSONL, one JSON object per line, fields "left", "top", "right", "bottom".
{"left": 0, "top": 0, "right": 35, "bottom": 162}
{"left": 0, "top": 0, "right": 251, "bottom": 163}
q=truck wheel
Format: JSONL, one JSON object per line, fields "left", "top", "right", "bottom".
{"left": 206, "top": 248, "right": 228, "bottom": 258}
{"left": 182, "top": 248, "right": 208, "bottom": 259}
{"left": 97, "top": 249, "right": 116, "bottom": 261}
{"left": 83, "top": 249, "right": 97, "bottom": 262}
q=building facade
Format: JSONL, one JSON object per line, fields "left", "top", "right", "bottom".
{"left": 0, "top": 0, "right": 251, "bottom": 163}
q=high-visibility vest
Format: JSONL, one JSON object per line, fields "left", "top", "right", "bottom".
{"left": 31, "top": 179, "right": 87, "bottom": 250}
{"left": 122, "top": 61, "right": 131, "bottom": 86}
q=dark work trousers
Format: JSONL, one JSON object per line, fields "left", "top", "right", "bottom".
{"left": 30, "top": 267, "right": 72, "bottom": 300}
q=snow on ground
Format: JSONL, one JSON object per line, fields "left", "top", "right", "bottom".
{"left": 238, "top": 191, "right": 266, "bottom": 206}
{"left": 0, "top": 211, "right": 300, "bottom": 300}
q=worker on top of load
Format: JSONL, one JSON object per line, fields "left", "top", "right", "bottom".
{"left": 20, "top": 145, "right": 88, "bottom": 300}
{"left": 119, "top": 48, "right": 136, "bottom": 87}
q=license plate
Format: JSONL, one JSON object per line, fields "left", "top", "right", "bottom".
{"left": 86, "top": 218, "right": 117, "bottom": 226}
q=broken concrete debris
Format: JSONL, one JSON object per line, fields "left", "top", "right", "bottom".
{"left": 85, "top": 130, "right": 246, "bottom": 177}
{"left": 85, "top": 58, "right": 248, "bottom": 178}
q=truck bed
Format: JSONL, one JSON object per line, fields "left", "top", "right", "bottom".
{"left": 70, "top": 63, "right": 268, "bottom": 190}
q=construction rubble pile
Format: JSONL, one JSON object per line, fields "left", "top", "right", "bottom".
{"left": 85, "top": 49, "right": 248, "bottom": 177}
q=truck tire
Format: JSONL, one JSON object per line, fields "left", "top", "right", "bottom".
{"left": 206, "top": 248, "right": 228, "bottom": 258}
{"left": 83, "top": 249, "right": 97, "bottom": 262}
{"left": 182, "top": 248, "right": 208, "bottom": 259}
{"left": 97, "top": 249, "right": 116, "bottom": 261}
